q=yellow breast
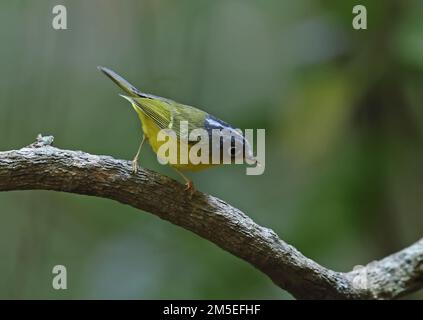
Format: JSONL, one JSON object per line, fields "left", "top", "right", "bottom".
{"left": 136, "top": 111, "right": 218, "bottom": 171}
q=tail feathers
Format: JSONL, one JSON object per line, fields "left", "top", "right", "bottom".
{"left": 98, "top": 66, "right": 145, "bottom": 98}
{"left": 99, "top": 66, "right": 174, "bottom": 104}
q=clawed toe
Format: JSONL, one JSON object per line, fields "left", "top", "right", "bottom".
{"left": 131, "top": 159, "right": 139, "bottom": 174}
{"left": 184, "top": 181, "right": 195, "bottom": 195}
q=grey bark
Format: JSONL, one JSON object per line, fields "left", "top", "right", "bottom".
{"left": 0, "top": 135, "right": 422, "bottom": 299}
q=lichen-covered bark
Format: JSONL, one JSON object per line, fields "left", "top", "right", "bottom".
{"left": 0, "top": 135, "right": 422, "bottom": 299}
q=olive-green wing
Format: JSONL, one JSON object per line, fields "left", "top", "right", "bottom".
{"left": 131, "top": 97, "right": 173, "bottom": 130}
{"left": 171, "top": 103, "right": 209, "bottom": 137}
{"left": 132, "top": 97, "right": 208, "bottom": 137}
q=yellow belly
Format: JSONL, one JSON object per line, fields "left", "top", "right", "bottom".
{"left": 137, "top": 112, "right": 218, "bottom": 171}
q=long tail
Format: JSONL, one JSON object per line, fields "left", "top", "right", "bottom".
{"left": 98, "top": 66, "right": 145, "bottom": 98}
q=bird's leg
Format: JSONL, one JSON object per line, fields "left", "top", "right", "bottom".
{"left": 173, "top": 168, "right": 195, "bottom": 194}
{"left": 132, "top": 135, "right": 146, "bottom": 174}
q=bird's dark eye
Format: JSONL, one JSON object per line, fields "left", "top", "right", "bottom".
{"left": 229, "top": 146, "right": 242, "bottom": 157}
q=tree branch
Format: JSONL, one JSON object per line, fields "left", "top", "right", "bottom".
{"left": 0, "top": 135, "right": 422, "bottom": 299}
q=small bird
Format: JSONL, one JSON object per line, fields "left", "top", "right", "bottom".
{"left": 98, "top": 66, "right": 255, "bottom": 192}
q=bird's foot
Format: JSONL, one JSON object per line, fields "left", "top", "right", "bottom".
{"left": 184, "top": 181, "right": 195, "bottom": 196}
{"left": 131, "top": 158, "right": 139, "bottom": 174}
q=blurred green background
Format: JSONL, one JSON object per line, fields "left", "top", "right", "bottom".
{"left": 0, "top": 0, "right": 422, "bottom": 299}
